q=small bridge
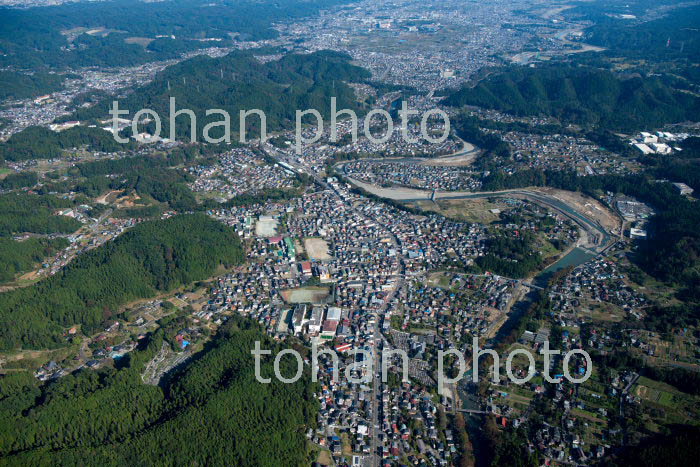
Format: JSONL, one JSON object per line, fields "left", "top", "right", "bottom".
{"left": 456, "top": 409, "right": 490, "bottom": 415}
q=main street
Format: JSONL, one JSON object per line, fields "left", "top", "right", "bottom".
{"left": 261, "top": 141, "right": 409, "bottom": 467}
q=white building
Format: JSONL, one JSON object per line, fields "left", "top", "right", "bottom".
{"left": 634, "top": 143, "right": 654, "bottom": 155}
{"left": 650, "top": 143, "right": 672, "bottom": 155}
{"left": 673, "top": 182, "right": 694, "bottom": 196}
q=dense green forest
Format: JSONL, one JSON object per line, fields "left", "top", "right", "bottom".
{"left": 0, "top": 71, "right": 65, "bottom": 100}
{"left": 0, "top": 193, "right": 81, "bottom": 237}
{"left": 481, "top": 417, "right": 539, "bottom": 467}
{"left": 36, "top": 145, "right": 292, "bottom": 214}
{"left": 0, "top": 315, "right": 317, "bottom": 466}
{"left": 65, "top": 50, "right": 370, "bottom": 139}
{"left": 0, "top": 171, "right": 38, "bottom": 190}
{"left": 475, "top": 231, "right": 543, "bottom": 278}
{"left": 443, "top": 65, "right": 699, "bottom": 131}
{"left": 645, "top": 137, "right": 700, "bottom": 192}
{"left": 204, "top": 187, "right": 307, "bottom": 210}
{"left": 0, "top": 0, "right": 351, "bottom": 69}
{"left": 584, "top": 5, "right": 700, "bottom": 62}
{"left": 73, "top": 148, "right": 197, "bottom": 178}
{"left": 122, "top": 168, "right": 197, "bottom": 211}
{"left": 0, "top": 50, "right": 369, "bottom": 161}
{"left": 0, "top": 125, "right": 136, "bottom": 162}
{"left": 0, "top": 237, "right": 69, "bottom": 283}
{"left": 0, "top": 191, "right": 78, "bottom": 286}
{"left": 0, "top": 214, "right": 244, "bottom": 350}
{"left": 45, "top": 165, "right": 197, "bottom": 211}
{"left": 609, "top": 425, "right": 700, "bottom": 466}
{"left": 451, "top": 114, "right": 511, "bottom": 158}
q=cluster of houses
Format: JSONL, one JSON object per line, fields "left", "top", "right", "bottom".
{"left": 343, "top": 160, "right": 482, "bottom": 192}
{"left": 187, "top": 147, "right": 296, "bottom": 200}
{"left": 262, "top": 102, "right": 459, "bottom": 178}
{"left": 396, "top": 273, "right": 517, "bottom": 344}
{"left": 204, "top": 184, "right": 504, "bottom": 463}
{"left": 23, "top": 141, "right": 678, "bottom": 465}
{"left": 496, "top": 130, "right": 639, "bottom": 176}
{"left": 549, "top": 255, "right": 648, "bottom": 320}
{"left": 27, "top": 213, "right": 139, "bottom": 280}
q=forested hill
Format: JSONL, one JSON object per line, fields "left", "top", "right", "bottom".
{"left": 584, "top": 5, "right": 700, "bottom": 62}
{"left": 0, "top": 214, "right": 244, "bottom": 350}
{"left": 0, "top": 0, "right": 352, "bottom": 69}
{"left": 67, "top": 50, "right": 371, "bottom": 139}
{"left": 443, "top": 65, "right": 700, "bottom": 132}
{"left": 0, "top": 51, "right": 369, "bottom": 161}
{"left": 0, "top": 125, "right": 137, "bottom": 162}
{"left": 0, "top": 315, "right": 317, "bottom": 466}
{"left": 0, "top": 71, "right": 66, "bottom": 101}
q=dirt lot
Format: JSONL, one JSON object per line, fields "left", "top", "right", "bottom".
{"left": 281, "top": 287, "right": 331, "bottom": 304}
{"left": 95, "top": 189, "right": 124, "bottom": 205}
{"left": 346, "top": 176, "right": 430, "bottom": 200}
{"left": 345, "top": 172, "right": 621, "bottom": 237}
{"left": 412, "top": 198, "right": 507, "bottom": 224}
{"left": 304, "top": 238, "right": 332, "bottom": 260}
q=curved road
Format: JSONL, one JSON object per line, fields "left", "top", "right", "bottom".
{"left": 336, "top": 161, "right": 619, "bottom": 283}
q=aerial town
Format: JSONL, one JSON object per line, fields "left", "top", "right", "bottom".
{"left": 1, "top": 0, "right": 699, "bottom": 466}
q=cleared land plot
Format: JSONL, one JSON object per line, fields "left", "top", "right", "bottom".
{"left": 125, "top": 37, "right": 154, "bottom": 46}
{"left": 316, "top": 449, "right": 333, "bottom": 466}
{"left": 346, "top": 176, "right": 430, "bottom": 200}
{"left": 281, "top": 286, "right": 330, "bottom": 304}
{"left": 255, "top": 217, "right": 278, "bottom": 237}
{"left": 305, "top": 238, "right": 332, "bottom": 260}
{"left": 412, "top": 198, "right": 507, "bottom": 224}
{"left": 631, "top": 376, "right": 699, "bottom": 425}
{"left": 536, "top": 187, "right": 620, "bottom": 234}
{"left": 422, "top": 140, "right": 478, "bottom": 167}
{"left": 636, "top": 384, "right": 675, "bottom": 407}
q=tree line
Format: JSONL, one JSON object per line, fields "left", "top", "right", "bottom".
{"left": 0, "top": 0, "right": 352, "bottom": 70}
{"left": 0, "top": 192, "right": 81, "bottom": 237}
{"left": 443, "top": 65, "right": 700, "bottom": 132}
{"left": 0, "top": 314, "right": 317, "bottom": 466}
{"left": 0, "top": 125, "right": 136, "bottom": 162}
{"left": 0, "top": 214, "right": 244, "bottom": 350}
{"left": 0, "top": 237, "right": 68, "bottom": 283}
